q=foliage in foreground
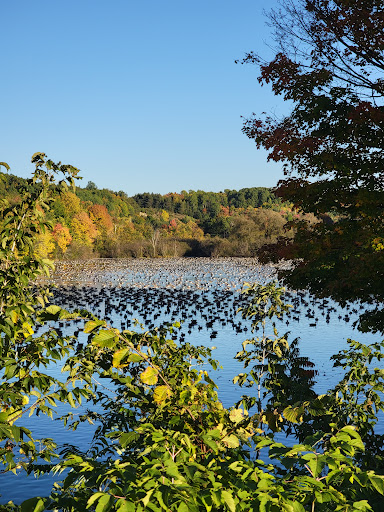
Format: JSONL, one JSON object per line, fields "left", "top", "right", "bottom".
{"left": 0, "top": 155, "right": 384, "bottom": 511}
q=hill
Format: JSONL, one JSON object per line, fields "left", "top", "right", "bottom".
{"left": 0, "top": 172, "right": 312, "bottom": 259}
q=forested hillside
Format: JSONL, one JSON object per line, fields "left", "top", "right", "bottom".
{"left": 0, "top": 172, "right": 316, "bottom": 259}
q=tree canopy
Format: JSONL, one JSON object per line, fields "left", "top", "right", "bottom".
{"left": 240, "top": 0, "right": 384, "bottom": 333}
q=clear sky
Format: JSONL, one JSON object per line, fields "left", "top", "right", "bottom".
{"left": 2, "top": 0, "right": 287, "bottom": 195}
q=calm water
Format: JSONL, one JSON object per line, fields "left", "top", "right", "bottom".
{"left": 1, "top": 259, "right": 381, "bottom": 504}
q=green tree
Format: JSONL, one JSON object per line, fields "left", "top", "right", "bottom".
{"left": 0, "top": 154, "right": 94, "bottom": 480}
{"left": 234, "top": 282, "right": 317, "bottom": 437}
{"left": 86, "top": 181, "right": 98, "bottom": 190}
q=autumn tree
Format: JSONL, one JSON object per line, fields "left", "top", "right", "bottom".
{"left": 34, "top": 230, "right": 55, "bottom": 259}
{"left": 52, "top": 191, "right": 81, "bottom": 224}
{"left": 52, "top": 222, "right": 72, "bottom": 256}
{"left": 241, "top": 0, "right": 384, "bottom": 332}
{"left": 88, "top": 204, "right": 113, "bottom": 234}
{"left": 71, "top": 211, "right": 99, "bottom": 247}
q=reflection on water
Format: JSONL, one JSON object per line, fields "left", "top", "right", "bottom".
{"left": 1, "top": 259, "right": 381, "bottom": 504}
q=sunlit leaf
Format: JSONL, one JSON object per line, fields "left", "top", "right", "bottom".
{"left": 92, "top": 329, "right": 117, "bottom": 348}
{"left": 153, "top": 385, "right": 172, "bottom": 404}
{"left": 84, "top": 320, "right": 106, "bottom": 333}
{"left": 112, "top": 348, "right": 130, "bottom": 368}
{"left": 229, "top": 408, "right": 246, "bottom": 424}
{"left": 140, "top": 366, "right": 158, "bottom": 385}
{"left": 20, "top": 497, "right": 45, "bottom": 512}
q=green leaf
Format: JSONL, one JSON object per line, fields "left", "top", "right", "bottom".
{"left": 128, "top": 353, "right": 144, "bottom": 363}
{"left": 120, "top": 432, "right": 139, "bottom": 448}
{"left": 221, "top": 491, "right": 236, "bottom": 512}
{"left": 92, "top": 329, "right": 117, "bottom": 348}
{"left": 67, "top": 392, "right": 76, "bottom": 409}
{"left": 222, "top": 434, "right": 240, "bottom": 448}
{"left": 369, "top": 475, "right": 384, "bottom": 495}
{"left": 87, "top": 492, "right": 106, "bottom": 508}
{"left": 95, "top": 494, "right": 113, "bottom": 512}
{"left": 351, "top": 501, "right": 374, "bottom": 511}
{"left": 303, "top": 454, "right": 325, "bottom": 478}
{"left": 84, "top": 320, "right": 106, "bottom": 333}
{"left": 142, "top": 489, "right": 154, "bottom": 508}
{"left": 112, "top": 348, "right": 131, "bottom": 368}
{"left": 45, "top": 305, "right": 61, "bottom": 316}
{"left": 116, "top": 500, "right": 135, "bottom": 512}
{"left": 20, "top": 497, "right": 45, "bottom": 512}
{"left": 202, "top": 432, "right": 219, "bottom": 454}
{"left": 286, "top": 501, "right": 305, "bottom": 512}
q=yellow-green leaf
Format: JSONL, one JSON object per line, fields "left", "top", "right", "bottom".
{"left": 9, "top": 310, "right": 18, "bottom": 324}
{"left": 222, "top": 434, "right": 240, "bottom": 448}
{"left": 221, "top": 490, "right": 236, "bottom": 512}
{"left": 67, "top": 392, "right": 76, "bottom": 408}
{"left": 92, "top": 329, "right": 117, "bottom": 348}
{"left": 283, "top": 405, "right": 303, "bottom": 424}
{"left": 142, "top": 489, "right": 154, "bottom": 507}
{"left": 112, "top": 348, "right": 130, "bottom": 368}
{"left": 229, "top": 408, "right": 246, "bottom": 424}
{"left": 153, "top": 385, "right": 172, "bottom": 404}
{"left": 84, "top": 320, "right": 106, "bottom": 333}
{"left": 140, "top": 366, "right": 158, "bottom": 385}
{"left": 87, "top": 492, "right": 105, "bottom": 509}
{"left": 45, "top": 305, "right": 61, "bottom": 316}
{"left": 20, "top": 497, "right": 45, "bottom": 512}
{"left": 95, "top": 494, "right": 113, "bottom": 512}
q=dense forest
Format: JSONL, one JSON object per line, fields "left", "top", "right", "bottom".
{"left": 0, "top": 171, "right": 317, "bottom": 259}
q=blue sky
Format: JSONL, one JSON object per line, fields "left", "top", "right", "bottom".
{"left": 2, "top": 0, "right": 287, "bottom": 195}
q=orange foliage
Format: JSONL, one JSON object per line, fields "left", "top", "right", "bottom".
{"left": 89, "top": 204, "right": 113, "bottom": 233}
{"left": 220, "top": 206, "right": 230, "bottom": 217}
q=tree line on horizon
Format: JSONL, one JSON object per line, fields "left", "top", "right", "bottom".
{"left": 0, "top": 171, "right": 317, "bottom": 260}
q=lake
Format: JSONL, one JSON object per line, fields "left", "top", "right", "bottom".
{"left": 0, "top": 258, "right": 381, "bottom": 504}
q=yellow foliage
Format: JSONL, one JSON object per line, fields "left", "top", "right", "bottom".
{"left": 161, "top": 210, "right": 169, "bottom": 222}
{"left": 35, "top": 230, "right": 55, "bottom": 258}
{"left": 71, "top": 212, "right": 99, "bottom": 246}
{"left": 372, "top": 237, "right": 384, "bottom": 251}
{"left": 140, "top": 366, "right": 158, "bottom": 385}
{"left": 52, "top": 223, "right": 72, "bottom": 254}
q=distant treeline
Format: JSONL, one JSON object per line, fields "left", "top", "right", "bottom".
{"left": 132, "top": 188, "right": 278, "bottom": 217}
{"left": 0, "top": 172, "right": 316, "bottom": 259}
